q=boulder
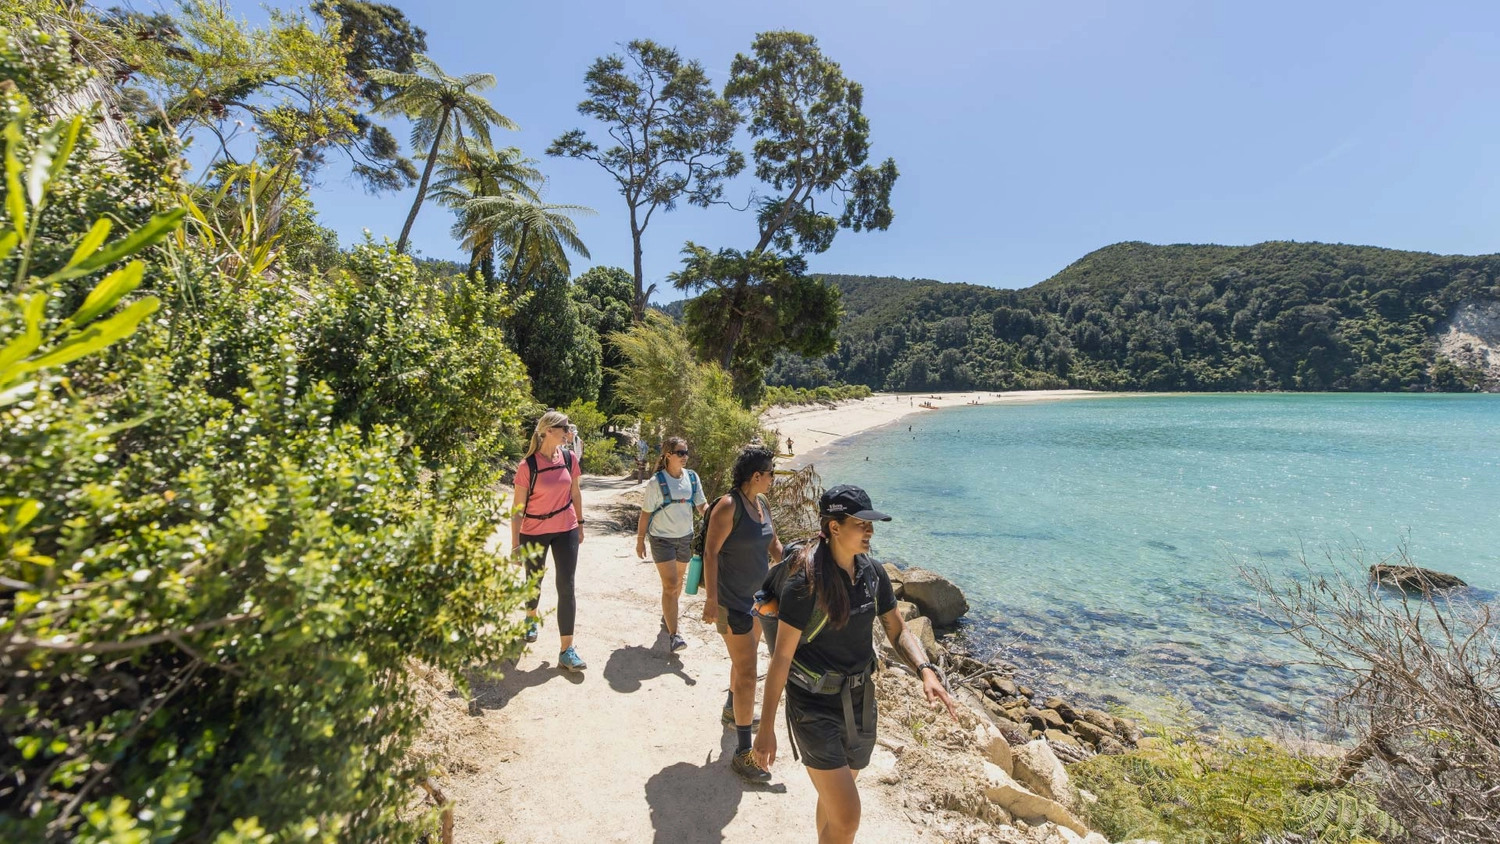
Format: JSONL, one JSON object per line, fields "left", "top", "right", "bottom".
{"left": 1044, "top": 696, "right": 1078, "bottom": 722}
{"left": 981, "top": 761, "right": 1088, "bottom": 837}
{"left": 906, "top": 615, "right": 942, "bottom": 658}
{"left": 1045, "top": 730, "right": 1084, "bottom": 751}
{"left": 1078, "top": 707, "right": 1140, "bottom": 744}
{"left": 1027, "top": 707, "right": 1065, "bottom": 730}
{"left": 1096, "top": 735, "right": 1128, "bottom": 756}
{"left": 900, "top": 567, "right": 970, "bottom": 626}
{"left": 975, "top": 720, "right": 1014, "bottom": 776}
{"left": 896, "top": 600, "right": 920, "bottom": 621}
{"left": 1370, "top": 564, "right": 1467, "bottom": 592}
{"left": 1012, "top": 739, "right": 1078, "bottom": 810}
{"left": 988, "top": 675, "right": 1020, "bottom": 698}
{"left": 1071, "top": 720, "right": 1110, "bottom": 747}
{"left": 883, "top": 563, "right": 906, "bottom": 597}
{"left": 1018, "top": 684, "right": 1035, "bottom": 698}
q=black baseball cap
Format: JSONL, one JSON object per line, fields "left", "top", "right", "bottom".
{"left": 819, "top": 485, "right": 892, "bottom": 521}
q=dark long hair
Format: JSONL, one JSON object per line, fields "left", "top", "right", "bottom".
{"left": 730, "top": 445, "right": 775, "bottom": 489}
{"left": 794, "top": 514, "right": 852, "bottom": 629}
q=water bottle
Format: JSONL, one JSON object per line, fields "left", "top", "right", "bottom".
{"left": 684, "top": 554, "right": 703, "bottom": 595}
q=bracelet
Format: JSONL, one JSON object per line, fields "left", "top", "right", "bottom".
{"left": 917, "top": 662, "right": 941, "bottom": 678}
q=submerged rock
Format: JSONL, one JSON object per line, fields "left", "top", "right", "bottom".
{"left": 901, "top": 567, "right": 970, "bottom": 626}
{"left": 1370, "top": 564, "right": 1468, "bottom": 592}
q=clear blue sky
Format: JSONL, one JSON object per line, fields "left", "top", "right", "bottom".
{"left": 289, "top": 0, "right": 1500, "bottom": 295}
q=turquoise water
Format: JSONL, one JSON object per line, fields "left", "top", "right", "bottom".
{"left": 810, "top": 394, "right": 1500, "bottom": 734}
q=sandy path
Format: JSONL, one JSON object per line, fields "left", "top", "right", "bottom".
{"left": 764, "top": 390, "right": 1105, "bottom": 461}
{"left": 439, "top": 475, "right": 931, "bottom": 844}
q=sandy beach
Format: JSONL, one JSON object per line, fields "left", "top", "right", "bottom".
{"left": 763, "top": 390, "right": 1104, "bottom": 461}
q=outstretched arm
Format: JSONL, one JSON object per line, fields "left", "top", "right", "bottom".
{"left": 754, "top": 615, "right": 804, "bottom": 770}
{"left": 880, "top": 610, "right": 959, "bottom": 719}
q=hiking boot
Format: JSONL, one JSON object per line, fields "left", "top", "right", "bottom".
{"left": 721, "top": 707, "right": 760, "bottom": 731}
{"left": 524, "top": 621, "right": 538, "bottom": 643}
{"left": 558, "top": 646, "right": 587, "bottom": 672}
{"left": 669, "top": 634, "right": 687, "bottom": 653}
{"left": 730, "top": 748, "right": 772, "bottom": 783}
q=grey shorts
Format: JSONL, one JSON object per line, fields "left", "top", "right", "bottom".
{"left": 647, "top": 533, "right": 693, "bottom": 563}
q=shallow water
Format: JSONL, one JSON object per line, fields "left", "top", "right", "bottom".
{"left": 810, "top": 393, "right": 1500, "bottom": 734}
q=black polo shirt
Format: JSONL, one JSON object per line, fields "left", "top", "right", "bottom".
{"left": 778, "top": 549, "right": 898, "bottom": 678}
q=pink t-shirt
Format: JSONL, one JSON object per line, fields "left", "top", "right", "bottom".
{"left": 515, "top": 450, "right": 579, "bottom": 535}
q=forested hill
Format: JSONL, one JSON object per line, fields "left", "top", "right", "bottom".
{"left": 767, "top": 242, "right": 1500, "bottom": 392}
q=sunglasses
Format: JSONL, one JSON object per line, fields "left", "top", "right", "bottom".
{"left": 550, "top": 423, "right": 571, "bottom": 431}
{"left": 672, "top": 450, "right": 690, "bottom": 457}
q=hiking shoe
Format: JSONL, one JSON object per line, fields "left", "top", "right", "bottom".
{"left": 721, "top": 707, "right": 760, "bottom": 731}
{"left": 730, "top": 748, "right": 772, "bottom": 783}
{"left": 558, "top": 647, "right": 587, "bottom": 672}
{"left": 669, "top": 634, "right": 687, "bottom": 653}
{"left": 524, "top": 622, "right": 538, "bottom": 643}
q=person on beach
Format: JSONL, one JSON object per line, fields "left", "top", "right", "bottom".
{"left": 512, "top": 410, "right": 588, "bottom": 672}
{"left": 702, "top": 445, "right": 783, "bottom": 782}
{"left": 636, "top": 436, "right": 707, "bottom": 653}
{"left": 754, "top": 485, "right": 958, "bottom": 843}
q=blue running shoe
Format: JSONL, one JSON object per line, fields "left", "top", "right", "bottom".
{"left": 558, "top": 646, "right": 587, "bottom": 672}
{"left": 524, "top": 622, "right": 538, "bottom": 643}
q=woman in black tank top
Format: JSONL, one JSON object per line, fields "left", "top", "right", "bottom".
{"left": 702, "top": 445, "right": 783, "bottom": 782}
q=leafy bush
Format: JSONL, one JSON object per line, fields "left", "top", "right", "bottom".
{"left": 760, "top": 383, "right": 872, "bottom": 407}
{"left": 1, "top": 35, "right": 533, "bottom": 843}
{"left": 560, "top": 398, "right": 628, "bottom": 475}
{"left": 1072, "top": 721, "right": 1400, "bottom": 844}
{"left": 612, "top": 312, "right": 761, "bottom": 494}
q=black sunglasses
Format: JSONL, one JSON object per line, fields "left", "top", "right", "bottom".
{"left": 672, "top": 449, "right": 690, "bottom": 457}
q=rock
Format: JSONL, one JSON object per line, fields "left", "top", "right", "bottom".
{"left": 1071, "top": 720, "right": 1110, "bottom": 747}
{"left": 1045, "top": 729, "right": 1084, "bottom": 750}
{"left": 1028, "top": 707, "right": 1065, "bottom": 730}
{"left": 1080, "top": 834, "right": 1110, "bottom": 844}
{"left": 906, "top": 615, "right": 942, "bottom": 658}
{"left": 866, "top": 743, "right": 900, "bottom": 785}
{"left": 1078, "top": 707, "right": 1140, "bottom": 744}
{"left": 1097, "top": 735, "right": 1127, "bottom": 756}
{"left": 900, "top": 567, "right": 970, "bottom": 626}
{"left": 988, "top": 675, "right": 1020, "bottom": 698}
{"left": 883, "top": 563, "right": 905, "bottom": 597}
{"left": 1018, "top": 684, "right": 1035, "bottom": 698}
{"left": 896, "top": 600, "right": 919, "bottom": 621}
{"left": 975, "top": 720, "right": 1014, "bottom": 776}
{"left": 981, "top": 761, "right": 1088, "bottom": 837}
{"left": 1370, "top": 564, "right": 1467, "bottom": 592}
{"left": 1044, "top": 696, "right": 1078, "bottom": 722}
{"left": 1012, "top": 740, "right": 1078, "bottom": 811}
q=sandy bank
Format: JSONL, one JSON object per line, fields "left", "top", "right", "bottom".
{"left": 763, "top": 390, "right": 1105, "bottom": 461}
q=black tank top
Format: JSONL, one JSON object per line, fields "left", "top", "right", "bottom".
{"left": 715, "top": 491, "right": 774, "bottom": 613}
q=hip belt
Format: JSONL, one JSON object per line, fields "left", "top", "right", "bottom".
{"left": 785, "top": 659, "right": 876, "bottom": 760}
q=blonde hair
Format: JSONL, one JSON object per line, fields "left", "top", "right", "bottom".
{"left": 654, "top": 436, "right": 687, "bottom": 474}
{"left": 523, "top": 410, "right": 570, "bottom": 461}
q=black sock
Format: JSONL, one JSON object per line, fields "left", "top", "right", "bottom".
{"left": 736, "top": 725, "right": 752, "bottom": 753}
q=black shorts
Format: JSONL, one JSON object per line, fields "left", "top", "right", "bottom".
{"left": 716, "top": 604, "right": 754, "bottom": 636}
{"left": 786, "top": 686, "right": 877, "bottom": 771}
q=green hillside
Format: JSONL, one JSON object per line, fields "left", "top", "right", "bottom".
{"left": 767, "top": 242, "right": 1500, "bottom": 392}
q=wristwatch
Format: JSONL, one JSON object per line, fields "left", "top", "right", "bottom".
{"left": 917, "top": 661, "right": 941, "bottom": 678}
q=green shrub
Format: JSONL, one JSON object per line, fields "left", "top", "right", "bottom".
{"left": 560, "top": 398, "right": 628, "bottom": 476}
{"left": 1, "top": 38, "right": 534, "bottom": 843}
{"left": 760, "top": 382, "right": 873, "bottom": 408}
{"left": 612, "top": 313, "right": 762, "bottom": 494}
{"left": 1072, "top": 721, "right": 1400, "bottom": 844}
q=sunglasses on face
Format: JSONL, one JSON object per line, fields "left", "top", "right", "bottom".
{"left": 672, "top": 450, "right": 689, "bottom": 457}
{"left": 550, "top": 424, "right": 570, "bottom": 431}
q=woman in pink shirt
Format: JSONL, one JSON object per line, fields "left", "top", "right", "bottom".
{"left": 512, "top": 410, "right": 587, "bottom": 671}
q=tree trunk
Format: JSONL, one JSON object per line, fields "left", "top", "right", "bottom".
{"left": 504, "top": 221, "right": 531, "bottom": 290}
{"left": 719, "top": 287, "right": 744, "bottom": 371}
{"left": 396, "top": 112, "right": 448, "bottom": 254}
{"left": 630, "top": 209, "right": 646, "bottom": 321}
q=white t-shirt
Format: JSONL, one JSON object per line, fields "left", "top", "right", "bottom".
{"left": 643, "top": 469, "right": 707, "bottom": 538}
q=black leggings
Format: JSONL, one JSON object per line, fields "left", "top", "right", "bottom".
{"left": 520, "top": 528, "right": 581, "bottom": 636}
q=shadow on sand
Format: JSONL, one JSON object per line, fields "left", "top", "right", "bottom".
{"left": 644, "top": 731, "right": 787, "bottom": 844}
{"left": 604, "top": 638, "right": 698, "bottom": 694}
{"left": 457, "top": 657, "right": 585, "bottom": 714}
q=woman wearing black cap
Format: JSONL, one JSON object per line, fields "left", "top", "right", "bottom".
{"left": 753, "top": 485, "right": 958, "bottom": 844}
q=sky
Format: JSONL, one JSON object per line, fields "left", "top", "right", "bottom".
{"left": 270, "top": 0, "right": 1500, "bottom": 296}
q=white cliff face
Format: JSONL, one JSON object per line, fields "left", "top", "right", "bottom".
{"left": 1435, "top": 298, "right": 1500, "bottom": 391}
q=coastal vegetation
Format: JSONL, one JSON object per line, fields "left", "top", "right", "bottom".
{"left": 760, "top": 383, "right": 873, "bottom": 408}
{"left": 770, "top": 243, "right": 1500, "bottom": 393}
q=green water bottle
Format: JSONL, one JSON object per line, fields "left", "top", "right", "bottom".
{"left": 684, "top": 554, "right": 703, "bottom": 595}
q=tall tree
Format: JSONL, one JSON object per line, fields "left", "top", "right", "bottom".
{"left": 510, "top": 265, "right": 604, "bottom": 408}
{"left": 548, "top": 40, "right": 743, "bottom": 319}
{"left": 671, "top": 245, "right": 840, "bottom": 403}
{"left": 461, "top": 194, "right": 593, "bottom": 291}
{"left": 430, "top": 144, "right": 543, "bottom": 286}
{"left": 572, "top": 266, "right": 636, "bottom": 414}
{"left": 368, "top": 55, "right": 513, "bottom": 253}
{"left": 727, "top": 30, "right": 898, "bottom": 257}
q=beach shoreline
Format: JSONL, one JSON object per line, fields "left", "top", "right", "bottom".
{"left": 762, "top": 389, "right": 1107, "bottom": 464}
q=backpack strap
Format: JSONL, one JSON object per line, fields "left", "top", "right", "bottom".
{"left": 522, "top": 452, "right": 576, "bottom": 521}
